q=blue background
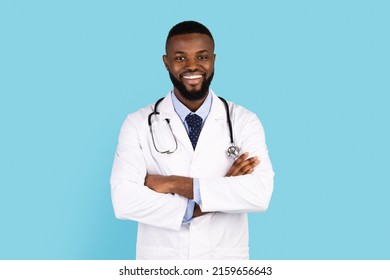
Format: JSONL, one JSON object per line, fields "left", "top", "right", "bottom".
{"left": 1, "top": 0, "right": 389, "bottom": 259}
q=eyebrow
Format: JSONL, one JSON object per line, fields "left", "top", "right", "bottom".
{"left": 174, "top": 49, "right": 210, "bottom": 55}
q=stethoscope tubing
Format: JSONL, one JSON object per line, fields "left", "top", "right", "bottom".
{"left": 148, "top": 95, "right": 239, "bottom": 157}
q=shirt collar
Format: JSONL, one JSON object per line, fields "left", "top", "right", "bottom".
{"left": 171, "top": 90, "right": 213, "bottom": 123}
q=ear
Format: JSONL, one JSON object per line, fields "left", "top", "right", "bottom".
{"left": 213, "top": 53, "right": 216, "bottom": 62}
{"left": 162, "top": 55, "right": 169, "bottom": 70}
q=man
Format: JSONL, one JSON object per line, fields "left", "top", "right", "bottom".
{"left": 110, "top": 21, "right": 274, "bottom": 259}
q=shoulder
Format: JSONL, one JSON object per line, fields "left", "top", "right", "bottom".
{"left": 211, "top": 90, "right": 256, "bottom": 118}
{"left": 120, "top": 93, "right": 173, "bottom": 134}
{"left": 125, "top": 103, "right": 154, "bottom": 124}
{"left": 220, "top": 97, "right": 259, "bottom": 122}
{"left": 228, "top": 101, "right": 256, "bottom": 117}
{"left": 125, "top": 93, "right": 169, "bottom": 123}
{"left": 125, "top": 93, "right": 172, "bottom": 124}
{"left": 117, "top": 101, "right": 157, "bottom": 136}
{"left": 217, "top": 97, "right": 265, "bottom": 134}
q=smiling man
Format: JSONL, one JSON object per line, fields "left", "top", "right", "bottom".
{"left": 164, "top": 30, "right": 215, "bottom": 110}
{"left": 111, "top": 21, "right": 274, "bottom": 259}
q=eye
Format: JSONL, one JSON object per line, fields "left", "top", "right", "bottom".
{"left": 197, "top": 55, "right": 208, "bottom": 60}
{"left": 175, "top": 56, "right": 186, "bottom": 61}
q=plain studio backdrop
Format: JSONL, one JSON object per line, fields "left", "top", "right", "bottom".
{"left": 0, "top": 0, "right": 389, "bottom": 259}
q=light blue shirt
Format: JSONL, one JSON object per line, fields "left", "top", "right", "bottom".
{"left": 171, "top": 91, "right": 212, "bottom": 223}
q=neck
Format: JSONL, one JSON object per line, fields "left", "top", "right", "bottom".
{"left": 173, "top": 88, "right": 209, "bottom": 112}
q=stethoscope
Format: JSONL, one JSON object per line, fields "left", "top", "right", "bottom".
{"left": 148, "top": 96, "right": 240, "bottom": 159}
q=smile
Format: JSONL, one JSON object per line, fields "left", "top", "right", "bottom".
{"left": 182, "top": 74, "right": 203, "bottom": 80}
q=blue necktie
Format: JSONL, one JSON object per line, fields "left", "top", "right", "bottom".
{"left": 185, "top": 113, "right": 203, "bottom": 150}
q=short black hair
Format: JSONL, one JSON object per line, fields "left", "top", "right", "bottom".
{"left": 165, "top": 21, "right": 214, "bottom": 52}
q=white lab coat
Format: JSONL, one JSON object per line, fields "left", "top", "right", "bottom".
{"left": 110, "top": 90, "right": 274, "bottom": 259}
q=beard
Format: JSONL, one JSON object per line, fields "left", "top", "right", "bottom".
{"left": 168, "top": 70, "right": 214, "bottom": 101}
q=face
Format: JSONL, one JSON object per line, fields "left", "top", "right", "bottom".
{"left": 163, "top": 33, "right": 216, "bottom": 102}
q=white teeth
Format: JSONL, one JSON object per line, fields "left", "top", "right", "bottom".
{"left": 183, "top": 75, "right": 202, "bottom": 79}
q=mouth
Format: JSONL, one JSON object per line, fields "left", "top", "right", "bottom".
{"left": 182, "top": 74, "right": 203, "bottom": 79}
{"left": 180, "top": 73, "right": 205, "bottom": 86}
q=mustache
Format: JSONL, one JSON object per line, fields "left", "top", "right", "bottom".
{"left": 168, "top": 70, "right": 214, "bottom": 101}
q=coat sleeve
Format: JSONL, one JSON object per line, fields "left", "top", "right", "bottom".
{"left": 110, "top": 114, "right": 187, "bottom": 231}
{"left": 198, "top": 109, "right": 274, "bottom": 213}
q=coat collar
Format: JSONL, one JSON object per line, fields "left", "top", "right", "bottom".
{"left": 156, "top": 89, "right": 228, "bottom": 154}
{"left": 157, "top": 89, "right": 226, "bottom": 120}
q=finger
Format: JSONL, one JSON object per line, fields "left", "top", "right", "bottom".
{"left": 244, "top": 168, "right": 254, "bottom": 175}
{"left": 239, "top": 159, "right": 260, "bottom": 175}
{"left": 232, "top": 157, "right": 259, "bottom": 176}
{"left": 226, "top": 153, "right": 248, "bottom": 176}
{"left": 237, "top": 158, "right": 259, "bottom": 176}
{"left": 232, "top": 152, "right": 249, "bottom": 166}
{"left": 225, "top": 152, "right": 249, "bottom": 176}
{"left": 232, "top": 156, "right": 257, "bottom": 175}
{"left": 228, "top": 156, "right": 253, "bottom": 176}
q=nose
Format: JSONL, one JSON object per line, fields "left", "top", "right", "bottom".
{"left": 185, "top": 57, "right": 198, "bottom": 70}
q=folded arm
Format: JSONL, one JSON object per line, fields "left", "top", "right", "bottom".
{"left": 145, "top": 153, "right": 261, "bottom": 217}
{"left": 199, "top": 113, "right": 274, "bottom": 213}
{"left": 145, "top": 112, "right": 274, "bottom": 214}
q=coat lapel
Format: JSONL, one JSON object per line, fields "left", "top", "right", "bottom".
{"left": 194, "top": 92, "right": 227, "bottom": 156}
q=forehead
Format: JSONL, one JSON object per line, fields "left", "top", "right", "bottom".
{"left": 166, "top": 33, "right": 214, "bottom": 54}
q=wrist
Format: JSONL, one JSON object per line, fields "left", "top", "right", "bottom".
{"left": 172, "top": 176, "right": 193, "bottom": 199}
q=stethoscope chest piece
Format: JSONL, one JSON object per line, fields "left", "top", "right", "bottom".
{"left": 227, "top": 145, "right": 240, "bottom": 159}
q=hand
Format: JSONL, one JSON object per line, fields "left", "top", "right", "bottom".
{"left": 225, "top": 152, "right": 260, "bottom": 177}
{"left": 193, "top": 152, "right": 260, "bottom": 218}
{"left": 193, "top": 203, "right": 208, "bottom": 218}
